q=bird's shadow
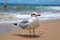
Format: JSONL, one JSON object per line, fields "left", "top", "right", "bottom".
{"left": 13, "top": 34, "right": 40, "bottom": 38}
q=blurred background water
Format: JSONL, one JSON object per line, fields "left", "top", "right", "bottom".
{"left": 0, "top": 4, "right": 60, "bottom": 21}
{"left": 0, "top": 4, "right": 60, "bottom": 12}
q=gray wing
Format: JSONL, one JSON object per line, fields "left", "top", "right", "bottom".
{"left": 21, "top": 20, "right": 28, "bottom": 23}
{"left": 19, "top": 20, "right": 29, "bottom": 29}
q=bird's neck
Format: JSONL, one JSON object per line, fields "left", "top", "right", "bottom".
{"left": 31, "top": 16, "right": 37, "bottom": 18}
{"left": 31, "top": 16, "right": 38, "bottom": 20}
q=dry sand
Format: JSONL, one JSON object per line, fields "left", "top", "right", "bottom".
{"left": 0, "top": 20, "right": 60, "bottom": 40}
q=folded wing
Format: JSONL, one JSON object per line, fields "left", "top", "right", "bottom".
{"left": 19, "top": 20, "right": 29, "bottom": 29}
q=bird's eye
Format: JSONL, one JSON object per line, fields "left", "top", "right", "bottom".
{"left": 31, "top": 13, "right": 36, "bottom": 16}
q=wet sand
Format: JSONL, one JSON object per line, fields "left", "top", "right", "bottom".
{"left": 0, "top": 20, "right": 60, "bottom": 40}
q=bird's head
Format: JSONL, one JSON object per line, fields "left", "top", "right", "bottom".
{"left": 31, "top": 12, "right": 41, "bottom": 17}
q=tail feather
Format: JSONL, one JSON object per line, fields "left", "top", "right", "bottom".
{"left": 14, "top": 23, "right": 17, "bottom": 26}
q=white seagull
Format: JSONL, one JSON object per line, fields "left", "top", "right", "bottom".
{"left": 14, "top": 12, "right": 41, "bottom": 35}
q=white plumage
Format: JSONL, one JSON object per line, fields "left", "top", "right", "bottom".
{"left": 14, "top": 12, "right": 41, "bottom": 35}
{"left": 26, "top": 17, "right": 40, "bottom": 30}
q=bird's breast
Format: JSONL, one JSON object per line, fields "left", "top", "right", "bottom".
{"left": 26, "top": 17, "right": 39, "bottom": 30}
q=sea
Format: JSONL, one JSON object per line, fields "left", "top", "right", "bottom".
{"left": 0, "top": 4, "right": 60, "bottom": 21}
{"left": 0, "top": 4, "right": 60, "bottom": 12}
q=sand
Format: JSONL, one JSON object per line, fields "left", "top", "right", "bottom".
{"left": 0, "top": 20, "right": 60, "bottom": 40}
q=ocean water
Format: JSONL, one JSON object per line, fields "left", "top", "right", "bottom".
{"left": 0, "top": 4, "right": 60, "bottom": 12}
{"left": 0, "top": 4, "right": 39, "bottom": 12}
{"left": 0, "top": 4, "right": 60, "bottom": 21}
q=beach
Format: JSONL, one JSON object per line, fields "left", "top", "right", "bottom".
{"left": 0, "top": 19, "right": 60, "bottom": 40}
{"left": 0, "top": 1, "right": 60, "bottom": 40}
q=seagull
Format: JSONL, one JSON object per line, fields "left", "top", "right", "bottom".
{"left": 14, "top": 12, "right": 41, "bottom": 35}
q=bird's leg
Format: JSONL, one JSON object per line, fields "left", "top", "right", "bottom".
{"left": 29, "top": 30, "right": 31, "bottom": 35}
{"left": 33, "top": 29, "right": 35, "bottom": 35}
